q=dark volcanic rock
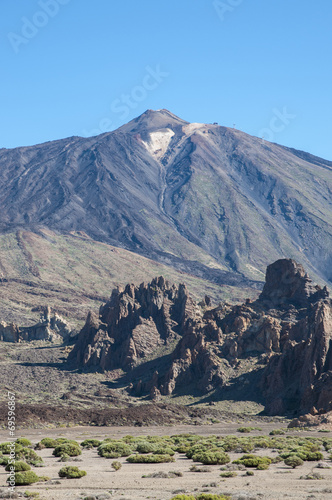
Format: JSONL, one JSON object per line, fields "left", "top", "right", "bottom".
{"left": 262, "top": 297, "right": 332, "bottom": 415}
{"left": 70, "top": 260, "right": 332, "bottom": 416}
{"left": 69, "top": 276, "right": 194, "bottom": 370}
{"left": 259, "top": 259, "right": 328, "bottom": 308}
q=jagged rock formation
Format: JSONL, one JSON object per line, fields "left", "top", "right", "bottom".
{"left": 0, "top": 322, "right": 20, "bottom": 342}
{"left": 0, "top": 307, "right": 72, "bottom": 342}
{"left": 70, "top": 259, "right": 332, "bottom": 416}
{"left": 69, "top": 276, "right": 195, "bottom": 370}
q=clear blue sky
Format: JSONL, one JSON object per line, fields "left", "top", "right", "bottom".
{"left": 1, "top": 0, "right": 331, "bottom": 160}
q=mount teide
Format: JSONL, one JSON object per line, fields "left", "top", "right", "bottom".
{"left": 0, "top": 108, "right": 331, "bottom": 289}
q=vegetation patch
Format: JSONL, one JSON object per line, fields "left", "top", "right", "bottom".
{"left": 127, "top": 454, "right": 175, "bottom": 463}
{"left": 7, "top": 471, "right": 40, "bottom": 486}
{"left": 53, "top": 444, "right": 82, "bottom": 457}
{"left": 58, "top": 466, "right": 87, "bottom": 479}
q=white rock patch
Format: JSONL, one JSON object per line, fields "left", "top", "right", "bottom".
{"left": 142, "top": 128, "right": 175, "bottom": 159}
{"left": 183, "top": 122, "right": 207, "bottom": 135}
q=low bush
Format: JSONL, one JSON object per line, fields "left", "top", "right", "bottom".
{"left": 153, "top": 447, "right": 175, "bottom": 456}
{"left": 306, "top": 452, "right": 324, "bottom": 461}
{"left": 190, "top": 465, "right": 211, "bottom": 472}
{"left": 36, "top": 438, "right": 57, "bottom": 449}
{"left": 269, "top": 429, "right": 285, "bottom": 436}
{"left": 192, "top": 451, "right": 230, "bottom": 466}
{"left": 0, "top": 456, "right": 10, "bottom": 466}
{"left": 127, "top": 454, "right": 175, "bottom": 463}
{"left": 53, "top": 444, "right": 82, "bottom": 457}
{"left": 111, "top": 461, "right": 122, "bottom": 471}
{"left": 136, "top": 441, "right": 157, "bottom": 454}
{"left": 170, "top": 496, "right": 230, "bottom": 500}
{"left": 98, "top": 441, "right": 133, "bottom": 459}
{"left": 7, "top": 471, "right": 40, "bottom": 485}
{"left": 220, "top": 471, "right": 237, "bottom": 477}
{"left": 58, "top": 466, "right": 87, "bottom": 479}
{"left": 284, "top": 456, "right": 304, "bottom": 468}
{"left": 5, "top": 461, "right": 31, "bottom": 472}
{"left": 300, "top": 472, "right": 324, "bottom": 480}
{"left": 233, "top": 454, "right": 272, "bottom": 468}
{"left": 80, "top": 439, "right": 102, "bottom": 448}
{"left": 15, "top": 448, "right": 43, "bottom": 466}
{"left": 16, "top": 438, "right": 32, "bottom": 447}
{"left": 256, "top": 463, "right": 269, "bottom": 470}
{"left": 0, "top": 442, "right": 23, "bottom": 454}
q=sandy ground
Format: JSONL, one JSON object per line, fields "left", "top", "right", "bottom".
{"left": 0, "top": 423, "right": 331, "bottom": 500}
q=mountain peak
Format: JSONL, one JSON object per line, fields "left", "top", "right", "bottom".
{"left": 117, "top": 108, "right": 189, "bottom": 134}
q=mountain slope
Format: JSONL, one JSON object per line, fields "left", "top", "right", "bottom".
{"left": 0, "top": 109, "right": 331, "bottom": 288}
{"left": 0, "top": 230, "right": 255, "bottom": 327}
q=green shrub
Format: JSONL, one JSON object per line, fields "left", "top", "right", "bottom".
{"left": 16, "top": 438, "right": 32, "bottom": 447}
{"left": 192, "top": 451, "right": 230, "bottom": 465}
{"left": 169, "top": 496, "right": 230, "bottom": 500}
{"left": 5, "top": 461, "right": 31, "bottom": 472}
{"left": 153, "top": 447, "right": 175, "bottom": 456}
{"left": 37, "top": 438, "right": 57, "bottom": 448}
{"left": 256, "top": 463, "right": 269, "bottom": 470}
{"left": 246, "top": 470, "right": 254, "bottom": 476}
{"left": 111, "top": 460, "right": 122, "bottom": 471}
{"left": 269, "top": 429, "right": 285, "bottom": 436}
{"left": 15, "top": 448, "right": 43, "bottom": 466}
{"left": 220, "top": 471, "right": 237, "bottom": 477}
{"left": 58, "top": 466, "right": 87, "bottom": 478}
{"left": 136, "top": 442, "right": 157, "bottom": 453}
{"left": 80, "top": 439, "right": 102, "bottom": 448}
{"left": 0, "top": 442, "right": 23, "bottom": 454}
{"left": 98, "top": 441, "right": 133, "bottom": 459}
{"left": 53, "top": 444, "right": 82, "bottom": 457}
{"left": 175, "top": 443, "right": 191, "bottom": 453}
{"left": 7, "top": 471, "right": 40, "bottom": 485}
{"left": 127, "top": 454, "right": 175, "bottom": 463}
{"left": 0, "top": 455, "right": 10, "bottom": 466}
{"left": 55, "top": 438, "right": 79, "bottom": 446}
{"left": 284, "top": 456, "right": 304, "bottom": 468}
{"left": 306, "top": 452, "right": 324, "bottom": 461}
{"left": 233, "top": 454, "right": 272, "bottom": 468}
{"left": 300, "top": 472, "right": 324, "bottom": 480}
{"left": 190, "top": 465, "right": 211, "bottom": 472}
{"left": 237, "top": 427, "right": 254, "bottom": 433}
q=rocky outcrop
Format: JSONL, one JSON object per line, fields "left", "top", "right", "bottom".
{"left": 288, "top": 411, "right": 332, "bottom": 430}
{"left": 0, "top": 322, "right": 20, "bottom": 342}
{"left": 0, "top": 307, "right": 73, "bottom": 342}
{"left": 69, "top": 276, "right": 195, "bottom": 370}
{"left": 258, "top": 259, "right": 328, "bottom": 309}
{"left": 262, "top": 297, "right": 332, "bottom": 415}
{"left": 70, "top": 260, "right": 332, "bottom": 416}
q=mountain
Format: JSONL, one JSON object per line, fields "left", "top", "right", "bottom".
{"left": 69, "top": 259, "right": 332, "bottom": 417}
{"left": 0, "top": 108, "right": 332, "bottom": 322}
